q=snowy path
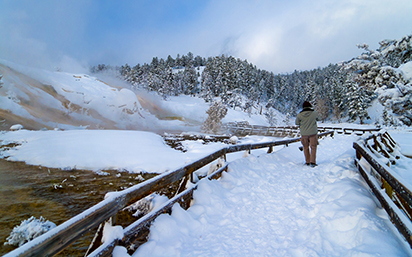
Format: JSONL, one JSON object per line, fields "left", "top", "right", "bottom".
{"left": 129, "top": 135, "right": 411, "bottom": 257}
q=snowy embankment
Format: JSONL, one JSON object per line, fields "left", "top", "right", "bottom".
{"left": 0, "top": 130, "right": 227, "bottom": 174}
{"left": 0, "top": 129, "right": 276, "bottom": 175}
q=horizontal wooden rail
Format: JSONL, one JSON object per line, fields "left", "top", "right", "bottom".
{"left": 353, "top": 142, "right": 412, "bottom": 208}
{"left": 88, "top": 163, "right": 231, "bottom": 257}
{"left": 353, "top": 133, "right": 412, "bottom": 248}
{"left": 224, "top": 123, "right": 380, "bottom": 137}
{"left": 4, "top": 131, "right": 334, "bottom": 257}
{"left": 354, "top": 158, "right": 412, "bottom": 247}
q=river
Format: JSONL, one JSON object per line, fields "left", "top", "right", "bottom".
{"left": 0, "top": 159, "right": 155, "bottom": 256}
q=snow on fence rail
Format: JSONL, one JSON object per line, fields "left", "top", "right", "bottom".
{"left": 353, "top": 132, "right": 412, "bottom": 248}
{"left": 4, "top": 131, "right": 335, "bottom": 257}
{"left": 224, "top": 122, "right": 381, "bottom": 137}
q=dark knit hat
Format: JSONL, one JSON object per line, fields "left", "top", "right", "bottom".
{"left": 303, "top": 101, "right": 312, "bottom": 108}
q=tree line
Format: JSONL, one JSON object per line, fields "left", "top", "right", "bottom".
{"left": 91, "top": 34, "right": 412, "bottom": 126}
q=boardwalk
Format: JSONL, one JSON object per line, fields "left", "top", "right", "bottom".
{"left": 131, "top": 134, "right": 410, "bottom": 257}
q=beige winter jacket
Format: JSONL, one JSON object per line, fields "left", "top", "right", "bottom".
{"left": 295, "top": 108, "right": 320, "bottom": 136}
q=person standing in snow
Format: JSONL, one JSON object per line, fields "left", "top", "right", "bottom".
{"left": 295, "top": 101, "right": 320, "bottom": 167}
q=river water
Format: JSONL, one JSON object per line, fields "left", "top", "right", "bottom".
{"left": 0, "top": 159, "right": 155, "bottom": 256}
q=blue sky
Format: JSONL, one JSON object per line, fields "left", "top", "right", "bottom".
{"left": 1, "top": 0, "right": 412, "bottom": 73}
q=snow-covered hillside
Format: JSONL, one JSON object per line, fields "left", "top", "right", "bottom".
{"left": 0, "top": 60, "right": 178, "bottom": 131}
{"left": 0, "top": 60, "right": 279, "bottom": 133}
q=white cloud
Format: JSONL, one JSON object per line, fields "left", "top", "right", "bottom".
{"left": 0, "top": 1, "right": 91, "bottom": 72}
{"left": 1, "top": 0, "right": 412, "bottom": 73}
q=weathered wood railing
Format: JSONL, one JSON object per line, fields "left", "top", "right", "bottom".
{"left": 353, "top": 131, "right": 412, "bottom": 248}
{"left": 318, "top": 126, "right": 381, "bottom": 135}
{"left": 4, "top": 131, "right": 334, "bottom": 257}
{"left": 224, "top": 122, "right": 380, "bottom": 137}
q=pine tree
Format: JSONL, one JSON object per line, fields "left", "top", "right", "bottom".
{"left": 382, "top": 108, "right": 394, "bottom": 126}
{"left": 265, "top": 107, "right": 278, "bottom": 126}
{"left": 166, "top": 55, "right": 175, "bottom": 68}
{"left": 193, "top": 55, "right": 205, "bottom": 67}
{"left": 328, "top": 74, "right": 347, "bottom": 121}
{"left": 200, "top": 70, "right": 214, "bottom": 102}
{"left": 345, "top": 79, "right": 370, "bottom": 124}
{"left": 175, "top": 54, "right": 183, "bottom": 68}
{"left": 226, "top": 89, "right": 243, "bottom": 110}
{"left": 315, "top": 98, "right": 329, "bottom": 122}
{"left": 182, "top": 64, "right": 197, "bottom": 95}
{"left": 283, "top": 112, "right": 292, "bottom": 126}
{"left": 214, "top": 71, "right": 223, "bottom": 97}
{"left": 304, "top": 79, "right": 317, "bottom": 104}
{"left": 201, "top": 101, "right": 228, "bottom": 134}
{"left": 162, "top": 67, "right": 175, "bottom": 97}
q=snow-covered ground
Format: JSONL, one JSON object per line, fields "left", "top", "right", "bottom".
{"left": 129, "top": 133, "right": 412, "bottom": 257}
{"left": 390, "top": 130, "right": 412, "bottom": 157}
{"left": 0, "top": 129, "right": 231, "bottom": 174}
{"left": 1, "top": 128, "right": 412, "bottom": 256}
{"left": 385, "top": 129, "right": 412, "bottom": 191}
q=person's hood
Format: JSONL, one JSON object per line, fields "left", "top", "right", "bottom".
{"left": 300, "top": 107, "right": 314, "bottom": 116}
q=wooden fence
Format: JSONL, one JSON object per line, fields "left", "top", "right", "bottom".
{"left": 4, "top": 131, "right": 334, "bottom": 257}
{"left": 353, "top": 131, "right": 412, "bottom": 248}
{"left": 224, "top": 122, "right": 380, "bottom": 137}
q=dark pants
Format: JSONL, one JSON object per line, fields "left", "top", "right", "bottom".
{"left": 301, "top": 134, "right": 318, "bottom": 164}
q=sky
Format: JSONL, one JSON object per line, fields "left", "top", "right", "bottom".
{"left": 1, "top": 0, "right": 412, "bottom": 74}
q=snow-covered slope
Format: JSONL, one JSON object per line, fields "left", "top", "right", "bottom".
{"left": 0, "top": 60, "right": 275, "bottom": 133}
{"left": 0, "top": 60, "right": 183, "bottom": 131}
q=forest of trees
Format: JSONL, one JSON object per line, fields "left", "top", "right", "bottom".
{"left": 91, "top": 34, "right": 412, "bottom": 127}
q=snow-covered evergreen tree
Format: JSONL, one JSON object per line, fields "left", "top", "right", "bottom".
{"left": 265, "top": 107, "right": 278, "bottom": 126}
{"left": 92, "top": 35, "right": 412, "bottom": 127}
{"left": 201, "top": 101, "right": 228, "bottom": 134}
{"left": 166, "top": 55, "right": 175, "bottom": 68}
{"left": 182, "top": 64, "right": 197, "bottom": 95}
{"left": 282, "top": 112, "right": 292, "bottom": 126}
{"left": 162, "top": 67, "right": 175, "bottom": 97}
{"left": 345, "top": 78, "right": 370, "bottom": 124}
{"left": 315, "top": 98, "right": 329, "bottom": 122}
{"left": 200, "top": 70, "right": 214, "bottom": 102}
{"left": 225, "top": 89, "right": 243, "bottom": 110}
{"left": 344, "top": 34, "right": 412, "bottom": 126}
